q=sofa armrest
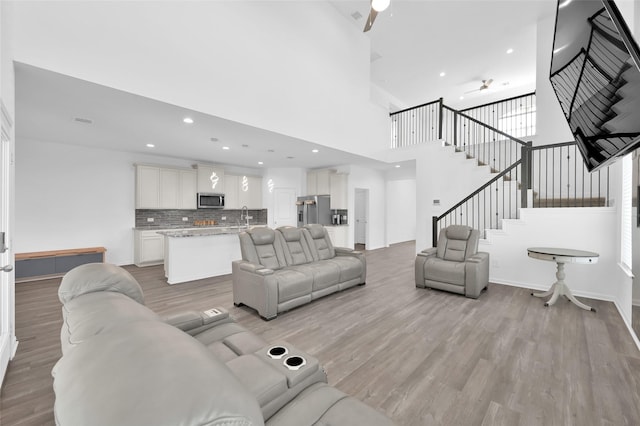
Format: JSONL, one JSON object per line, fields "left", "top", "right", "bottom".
{"left": 464, "top": 252, "right": 489, "bottom": 298}
{"left": 335, "top": 248, "right": 366, "bottom": 284}
{"left": 232, "top": 260, "right": 279, "bottom": 320}
{"left": 238, "top": 262, "right": 274, "bottom": 276}
{"left": 162, "top": 307, "right": 233, "bottom": 335}
{"left": 415, "top": 248, "right": 437, "bottom": 288}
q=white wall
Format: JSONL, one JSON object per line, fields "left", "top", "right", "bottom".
{"left": 9, "top": 1, "right": 389, "bottom": 157}
{"left": 385, "top": 179, "right": 416, "bottom": 245}
{"left": 15, "top": 138, "right": 248, "bottom": 266}
{"left": 532, "top": 13, "right": 574, "bottom": 146}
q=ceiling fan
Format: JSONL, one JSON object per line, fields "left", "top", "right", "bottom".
{"left": 465, "top": 79, "right": 494, "bottom": 94}
{"left": 363, "top": 0, "right": 391, "bottom": 33}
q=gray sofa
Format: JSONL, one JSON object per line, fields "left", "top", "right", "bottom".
{"left": 52, "top": 263, "right": 393, "bottom": 426}
{"left": 232, "top": 224, "right": 366, "bottom": 320}
{"left": 415, "top": 224, "right": 489, "bottom": 299}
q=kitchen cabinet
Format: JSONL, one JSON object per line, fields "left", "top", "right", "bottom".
{"left": 325, "top": 226, "right": 349, "bottom": 248}
{"left": 136, "top": 165, "right": 197, "bottom": 210}
{"left": 136, "top": 165, "right": 160, "bottom": 208}
{"left": 330, "top": 173, "right": 348, "bottom": 210}
{"left": 225, "top": 174, "right": 262, "bottom": 209}
{"left": 196, "top": 164, "right": 225, "bottom": 193}
{"left": 134, "top": 229, "right": 166, "bottom": 266}
{"left": 307, "top": 169, "right": 331, "bottom": 195}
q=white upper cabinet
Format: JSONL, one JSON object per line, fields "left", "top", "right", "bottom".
{"left": 224, "top": 174, "right": 239, "bottom": 209}
{"left": 237, "top": 175, "right": 263, "bottom": 209}
{"left": 330, "top": 173, "right": 348, "bottom": 210}
{"left": 136, "top": 165, "right": 160, "bottom": 209}
{"left": 315, "top": 169, "right": 331, "bottom": 195}
{"left": 196, "top": 164, "right": 225, "bottom": 193}
{"left": 136, "top": 165, "right": 197, "bottom": 210}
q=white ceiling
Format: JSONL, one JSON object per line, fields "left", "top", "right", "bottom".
{"left": 15, "top": 0, "right": 557, "bottom": 172}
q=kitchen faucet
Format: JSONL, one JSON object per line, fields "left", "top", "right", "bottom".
{"left": 240, "top": 206, "right": 249, "bottom": 227}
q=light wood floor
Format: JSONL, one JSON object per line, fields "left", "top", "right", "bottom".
{"left": 2, "top": 241, "right": 640, "bottom": 425}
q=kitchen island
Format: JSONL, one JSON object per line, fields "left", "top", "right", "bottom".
{"left": 157, "top": 226, "right": 250, "bottom": 285}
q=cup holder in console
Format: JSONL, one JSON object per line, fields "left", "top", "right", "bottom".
{"left": 267, "top": 346, "right": 288, "bottom": 360}
{"left": 283, "top": 355, "right": 306, "bottom": 371}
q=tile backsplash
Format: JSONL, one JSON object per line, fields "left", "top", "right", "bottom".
{"left": 136, "top": 209, "right": 268, "bottom": 228}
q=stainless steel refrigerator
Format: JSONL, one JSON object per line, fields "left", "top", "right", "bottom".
{"left": 296, "top": 195, "right": 332, "bottom": 227}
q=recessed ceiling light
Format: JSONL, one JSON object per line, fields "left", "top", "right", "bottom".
{"left": 258, "top": 161, "right": 264, "bottom": 165}
{"left": 210, "top": 137, "right": 219, "bottom": 142}
{"left": 439, "top": 72, "right": 446, "bottom": 77}
{"left": 394, "top": 165, "right": 401, "bottom": 168}
{"left": 312, "top": 149, "right": 319, "bottom": 153}
{"left": 459, "top": 96, "right": 464, "bottom": 100}
{"left": 146, "top": 143, "right": 155, "bottom": 148}
{"left": 267, "top": 149, "right": 275, "bottom": 153}
{"left": 506, "top": 48, "right": 514, "bottom": 54}
{"left": 222, "top": 146, "right": 230, "bottom": 150}
{"left": 286, "top": 156, "right": 294, "bottom": 159}
{"left": 183, "top": 117, "right": 194, "bottom": 124}
{"left": 73, "top": 117, "right": 93, "bottom": 124}
{"left": 242, "top": 144, "right": 249, "bottom": 148}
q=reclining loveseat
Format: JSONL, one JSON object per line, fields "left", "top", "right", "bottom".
{"left": 232, "top": 224, "right": 366, "bottom": 320}
{"left": 52, "top": 262, "right": 393, "bottom": 426}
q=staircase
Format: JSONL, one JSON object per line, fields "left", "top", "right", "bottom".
{"left": 389, "top": 93, "right": 611, "bottom": 247}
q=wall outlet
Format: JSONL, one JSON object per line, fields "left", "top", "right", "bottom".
{"left": 147, "top": 217, "right": 154, "bottom": 223}
{"left": 221, "top": 216, "right": 226, "bottom": 221}
{"left": 433, "top": 199, "right": 441, "bottom": 206}
{"left": 182, "top": 217, "right": 189, "bottom": 221}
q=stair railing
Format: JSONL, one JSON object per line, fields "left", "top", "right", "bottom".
{"left": 432, "top": 159, "right": 524, "bottom": 246}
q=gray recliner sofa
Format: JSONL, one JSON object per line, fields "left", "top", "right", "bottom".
{"left": 52, "top": 263, "right": 393, "bottom": 426}
{"left": 415, "top": 224, "right": 489, "bottom": 299}
{"left": 232, "top": 224, "right": 366, "bottom": 320}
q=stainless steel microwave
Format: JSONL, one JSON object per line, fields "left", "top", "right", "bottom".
{"left": 197, "top": 193, "right": 225, "bottom": 209}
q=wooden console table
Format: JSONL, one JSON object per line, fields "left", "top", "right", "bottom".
{"left": 527, "top": 247, "right": 599, "bottom": 312}
{"left": 15, "top": 247, "right": 106, "bottom": 282}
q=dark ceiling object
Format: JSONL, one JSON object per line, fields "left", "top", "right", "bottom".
{"left": 363, "top": 6, "right": 378, "bottom": 32}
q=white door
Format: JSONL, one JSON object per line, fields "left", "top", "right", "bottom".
{"left": 0, "top": 114, "right": 15, "bottom": 386}
{"left": 273, "top": 188, "right": 297, "bottom": 228}
{"left": 355, "top": 188, "right": 368, "bottom": 245}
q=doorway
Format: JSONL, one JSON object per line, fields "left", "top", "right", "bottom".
{"left": 272, "top": 188, "right": 297, "bottom": 228}
{"left": 0, "top": 107, "right": 15, "bottom": 386}
{"left": 354, "top": 188, "right": 368, "bottom": 250}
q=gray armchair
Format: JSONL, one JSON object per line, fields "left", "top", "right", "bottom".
{"left": 415, "top": 225, "right": 489, "bottom": 299}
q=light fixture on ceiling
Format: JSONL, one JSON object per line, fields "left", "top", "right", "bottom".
{"left": 459, "top": 96, "right": 465, "bottom": 100}
{"left": 394, "top": 165, "right": 401, "bottom": 168}
{"left": 267, "top": 149, "right": 275, "bottom": 153}
{"left": 312, "top": 149, "right": 319, "bottom": 153}
{"left": 183, "top": 117, "right": 194, "bottom": 124}
{"left": 73, "top": 117, "right": 93, "bottom": 124}
{"left": 439, "top": 72, "right": 446, "bottom": 77}
{"left": 242, "top": 144, "right": 249, "bottom": 148}
{"left": 559, "top": 0, "right": 573, "bottom": 9}
{"left": 210, "top": 137, "right": 219, "bottom": 142}
{"left": 506, "top": 48, "right": 514, "bottom": 54}
{"left": 372, "top": 0, "right": 390, "bottom": 12}
{"left": 222, "top": 146, "right": 230, "bottom": 150}
{"left": 146, "top": 143, "right": 155, "bottom": 148}
{"left": 258, "top": 161, "right": 264, "bottom": 165}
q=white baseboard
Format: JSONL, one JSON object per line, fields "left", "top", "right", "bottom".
{"left": 614, "top": 298, "right": 640, "bottom": 352}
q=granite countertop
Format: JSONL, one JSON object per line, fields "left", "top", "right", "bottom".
{"left": 156, "top": 225, "right": 252, "bottom": 238}
{"left": 134, "top": 223, "right": 266, "bottom": 231}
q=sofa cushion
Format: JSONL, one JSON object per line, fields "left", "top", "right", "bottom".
{"left": 240, "top": 227, "right": 287, "bottom": 270}
{"left": 59, "top": 263, "right": 144, "bottom": 305}
{"left": 277, "top": 227, "right": 313, "bottom": 266}
{"left": 424, "top": 258, "right": 466, "bottom": 286}
{"left": 323, "top": 257, "right": 362, "bottom": 283}
{"left": 194, "top": 322, "right": 268, "bottom": 362}
{"left": 53, "top": 320, "right": 264, "bottom": 426}
{"left": 288, "top": 261, "right": 341, "bottom": 291}
{"left": 273, "top": 269, "right": 313, "bottom": 303}
{"left": 302, "top": 225, "right": 335, "bottom": 261}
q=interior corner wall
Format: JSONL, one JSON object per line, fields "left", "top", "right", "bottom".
{"left": 385, "top": 179, "right": 416, "bottom": 245}
{"left": 9, "top": 1, "right": 389, "bottom": 157}
{"left": 533, "top": 12, "right": 574, "bottom": 146}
